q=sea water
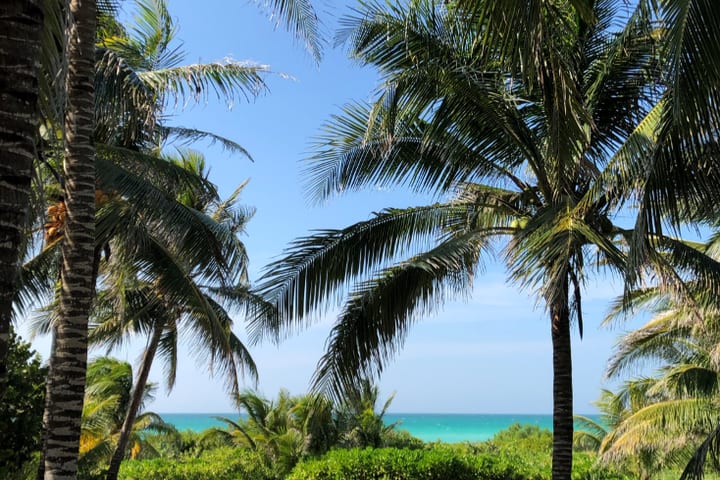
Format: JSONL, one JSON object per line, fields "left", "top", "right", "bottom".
{"left": 160, "top": 413, "right": 561, "bottom": 443}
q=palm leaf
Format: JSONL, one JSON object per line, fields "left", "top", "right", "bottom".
{"left": 253, "top": 203, "right": 472, "bottom": 341}
{"left": 254, "top": 0, "right": 323, "bottom": 63}
{"left": 311, "top": 230, "right": 487, "bottom": 400}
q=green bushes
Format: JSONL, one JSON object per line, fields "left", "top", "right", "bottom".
{"left": 0, "top": 328, "right": 47, "bottom": 474}
{"left": 118, "top": 447, "right": 274, "bottom": 480}
{"left": 115, "top": 424, "right": 634, "bottom": 480}
{"left": 286, "top": 446, "right": 631, "bottom": 480}
{"left": 286, "top": 446, "right": 542, "bottom": 480}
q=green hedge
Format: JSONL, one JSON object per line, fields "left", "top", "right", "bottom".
{"left": 118, "top": 447, "right": 274, "bottom": 480}
{"left": 287, "top": 447, "right": 536, "bottom": 480}
{"left": 286, "top": 447, "right": 631, "bottom": 480}
{"left": 116, "top": 444, "right": 632, "bottom": 480}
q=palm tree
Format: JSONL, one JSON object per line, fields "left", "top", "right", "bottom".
{"left": 40, "top": 0, "right": 98, "bottom": 477}
{"left": 95, "top": 159, "right": 258, "bottom": 480}
{"left": 208, "top": 389, "right": 335, "bottom": 475}
{"left": 30, "top": 1, "right": 301, "bottom": 477}
{"left": 28, "top": 150, "right": 259, "bottom": 479}
{"left": 598, "top": 274, "right": 720, "bottom": 480}
{"left": 78, "top": 357, "right": 172, "bottom": 478}
{"left": 336, "top": 378, "right": 398, "bottom": 448}
{"left": 576, "top": 383, "right": 667, "bottom": 480}
{"left": 252, "top": 2, "right": 720, "bottom": 478}
{"left": 0, "top": 0, "right": 45, "bottom": 402}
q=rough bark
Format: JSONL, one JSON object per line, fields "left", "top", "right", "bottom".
{"left": 550, "top": 279, "right": 573, "bottom": 480}
{"left": 105, "top": 320, "right": 164, "bottom": 480}
{"left": 0, "top": 0, "right": 44, "bottom": 402}
{"left": 41, "top": 0, "right": 97, "bottom": 478}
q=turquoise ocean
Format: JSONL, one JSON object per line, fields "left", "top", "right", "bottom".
{"left": 160, "top": 413, "right": 561, "bottom": 443}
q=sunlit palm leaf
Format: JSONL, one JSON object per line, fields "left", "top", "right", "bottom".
{"left": 255, "top": 0, "right": 323, "bottom": 63}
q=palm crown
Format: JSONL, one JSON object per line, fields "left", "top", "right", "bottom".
{"left": 252, "top": 1, "right": 720, "bottom": 478}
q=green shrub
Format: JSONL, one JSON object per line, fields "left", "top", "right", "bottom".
{"left": 571, "top": 452, "right": 633, "bottom": 480}
{"left": 287, "top": 446, "right": 536, "bottom": 480}
{"left": 382, "top": 429, "right": 425, "bottom": 449}
{"left": 287, "top": 446, "right": 632, "bottom": 480}
{"left": 118, "top": 446, "right": 275, "bottom": 480}
{"left": 0, "top": 328, "right": 47, "bottom": 473}
{"left": 488, "top": 423, "right": 553, "bottom": 454}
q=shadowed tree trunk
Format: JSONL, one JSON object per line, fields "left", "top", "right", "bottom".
{"left": 0, "top": 0, "right": 44, "bottom": 402}
{"left": 550, "top": 278, "right": 573, "bottom": 480}
{"left": 41, "top": 0, "right": 97, "bottom": 477}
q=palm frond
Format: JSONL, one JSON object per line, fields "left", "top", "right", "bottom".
{"left": 253, "top": 203, "right": 471, "bottom": 341}
{"left": 15, "top": 240, "right": 61, "bottom": 315}
{"left": 583, "top": 0, "right": 661, "bottom": 162}
{"left": 138, "top": 60, "right": 269, "bottom": 109}
{"left": 311, "top": 230, "right": 486, "bottom": 401}
{"left": 680, "top": 421, "right": 720, "bottom": 480}
{"left": 254, "top": 0, "right": 323, "bottom": 63}
{"left": 159, "top": 126, "right": 254, "bottom": 160}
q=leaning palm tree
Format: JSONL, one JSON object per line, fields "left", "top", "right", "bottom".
{"left": 95, "top": 163, "right": 259, "bottom": 480}
{"left": 78, "top": 357, "right": 173, "bottom": 478}
{"left": 252, "top": 2, "right": 720, "bottom": 478}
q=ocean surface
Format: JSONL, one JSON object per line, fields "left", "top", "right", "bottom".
{"left": 160, "top": 413, "right": 561, "bottom": 443}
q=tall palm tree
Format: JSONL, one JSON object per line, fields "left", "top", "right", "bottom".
{"left": 40, "top": 0, "right": 98, "bottom": 477}
{"left": 30, "top": 1, "right": 293, "bottom": 477}
{"left": 252, "top": 2, "right": 720, "bottom": 478}
{"left": 0, "top": 0, "right": 45, "bottom": 402}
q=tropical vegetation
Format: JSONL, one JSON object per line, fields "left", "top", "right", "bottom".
{"left": 1, "top": 0, "right": 720, "bottom": 479}
{"left": 77, "top": 357, "right": 174, "bottom": 479}
{"left": 0, "top": 0, "right": 321, "bottom": 477}
{"left": 585, "top": 238, "right": 720, "bottom": 480}
{"left": 116, "top": 423, "right": 630, "bottom": 480}
{"left": 253, "top": 1, "right": 720, "bottom": 478}
{"left": 0, "top": 327, "right": 47, "bottom": 475}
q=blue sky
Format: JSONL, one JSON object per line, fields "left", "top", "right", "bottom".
{"left": 26, "top": 0, "right": 648, "bottom": 414}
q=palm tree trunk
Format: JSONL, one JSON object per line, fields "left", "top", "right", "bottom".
{"left": 106, "top": 320, "right": 164, "bottom": 480}
{"left": 41, "top": 0, "right": 96, "bottom": 478}
{"left": 550, "top": 280, "right": 573, "bottom": 480}
{"left": 0, "top": 0, "right": 44, "bottom": 402}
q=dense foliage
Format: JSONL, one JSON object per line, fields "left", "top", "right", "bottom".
{"left": 199, "top": 386, "right": 405, "bottom": 477}
{"left": 251, "top": 1, "right": 720, "bottom": 478}
{"left": 3, "top": 0, "right": 720, "bottom": 477}
{"left": 110, "top": 425, "right": 633, "bottom": 480}
{"left": 118, "top": 447, "right": 274, "bottom": 480}
{"left": 0, "top": 327, "right": 47, "bottom": 474}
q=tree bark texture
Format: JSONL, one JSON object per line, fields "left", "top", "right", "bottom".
{"left": 41, "top": 0, "right": 96, "bottom": 478}
{"left": 550, "top": 279, "right": 573, "bottom": 480}
{"left": 0, "top": 0, "right": 44, "bottom": 402}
